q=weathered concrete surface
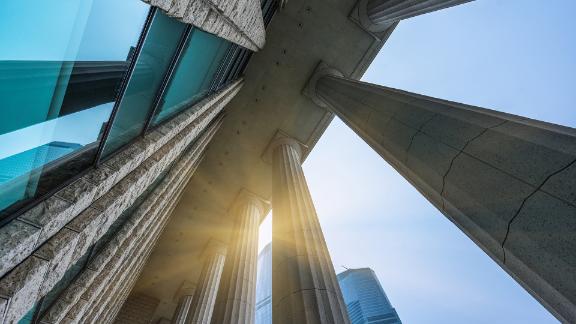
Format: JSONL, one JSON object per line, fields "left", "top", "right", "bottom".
{"left": 270, "top": 134, "right": 350, "bottom": 324}
{"left": 212, "top": 190, "right": 269, "bottom": 324}
{"left": 306, "top": 68, "right": 576, "bottom": 323}
{"left": 142, "top": 0, "right": 265, "bottom": 51}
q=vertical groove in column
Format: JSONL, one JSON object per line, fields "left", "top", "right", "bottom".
{"left": 212, "top": 190, "right": 268, "bottom": 324}
{"left": 172, "top": 280, "right": 196, "bottom": 324}
{"left": 172, "top": 294, "right": 194, "bottom": 324}
{"left": 271, "top": 138, "right": 350, "bottom": 324}
{"left": 187, "top": 242, "right": 227, "bottom": 324}
{"left": 366, "top": 0, "right": 472, "bottom": 25}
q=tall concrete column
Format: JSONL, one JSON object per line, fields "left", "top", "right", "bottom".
{"left": 304, "top": 63, "right": 576, "bottom": 323}
{"left": 172, "top": 281, "right": 196, "bottom": 324}
{"left": 353, "top": 0, "right": 472, "bottom": 32}
{"left": 212, "top": 189, "right": 269, "bottom": 324}
{"left": 266, "top": 133, "right": 350, "bottom": 324}
{"left": 186, "top": 240, "right": 227, "bottom": 324}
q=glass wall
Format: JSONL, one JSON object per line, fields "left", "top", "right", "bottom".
{"left": 101, "top": 11, "right": 188, "bottom": 158}
{"left": 0, "top": 0, "right": 149, "bottom": 217}
{"left": 0, "top": 0, "right": 255, "bottom": 222}
{"left": 151, "top": 29, "right": 231, "bottom": 126}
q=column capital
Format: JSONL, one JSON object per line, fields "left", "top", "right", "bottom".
{"left": 201, "top": 238, "right": 227, "bottom": 259}
{"left": 262, "top": 130, "right": 308, "bottom": 164}
{"left": 349, "top": 0, "right": 394, "bottom": 34}
{"left": 229, "top": 188, "right": 270, "bottom": 221}
{"left": 303, "top": 61, "right": 344, "bottom": 108}
{"left": 174, "top": 280, "right": 196, "bottom": 301}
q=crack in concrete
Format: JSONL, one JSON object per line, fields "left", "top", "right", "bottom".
{"left": 404, "top": 114, "right": 439, "bottom": 164}
{"left": 439, "top": 120, "right": 509, "bottom": 211}
{"left": 501, "top": 157, "right": 576, "bottom": 264}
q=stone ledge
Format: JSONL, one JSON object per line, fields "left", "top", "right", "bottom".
{"left": 38, "top": 118, "right": 221, "bottom": 324}
{"left": 0, "top": 83, "right": 240, "bottom": 324}
{"left": 0, "top": 80, "right": 242, "bottom": 279}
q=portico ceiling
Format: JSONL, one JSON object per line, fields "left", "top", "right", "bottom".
{"left": 134, "top": 0, "right": 395, "bottom": 318}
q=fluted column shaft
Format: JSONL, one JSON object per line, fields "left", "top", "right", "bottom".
{"left": 187, "top": 242, "right": 227, "bottom": 324}
{"left": 310, "top": 71, "right": 576, "bottom": 323}
{"left": 270, "top": 137, "right": 350, "bottom": 324}
{"left": 173, "top": 281, "right": 196, "bottom": 324}
{"left": 212, "top": 190, "right": 268, "bottom": 324}
{"left": 173, "top": 294, "right": 194, "bottom": 324}
{"left": 355, "top": 0, "right": 472, "bottom": 32}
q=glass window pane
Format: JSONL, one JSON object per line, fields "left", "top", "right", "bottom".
{"left": 0, "top": 0, "right": 149, "bottom": 217}
{"left": 101, "top": 11, "right": 187, "bottom": 158}
{"left": 151, "top": 29, "right": 231, "bottom": 126}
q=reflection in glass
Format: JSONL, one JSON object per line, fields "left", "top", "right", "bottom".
{"left": 0, "top": 0, "right": 149, "bottom": 216}
{"left": 151, "top": 29, "right": 231, "bottom": 126}
{"left": 101, "top": 10, "right": 188, "bottom": 158}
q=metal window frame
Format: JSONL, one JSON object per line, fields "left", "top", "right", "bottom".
{"left": 141, "top": 26, "right": 195, "bottom": 135}
{"left": 93, "top": 7, "right": 157, "bottom": 165}
{"left": 0, "top": 7, "right": 156, "bottom": 227}
{"left": 0, "top": 5, "right": 256, "bottom": 228}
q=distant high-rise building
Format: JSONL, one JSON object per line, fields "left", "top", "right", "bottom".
{"left": 255, "top": 243, "right": 272, "bottom": 324}
{"left": 337, "top": 268, "right": 402, "bottom": 324}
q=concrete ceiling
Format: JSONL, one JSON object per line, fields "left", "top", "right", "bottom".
{"left": 134, "top": 0, "right": 393, "bottom": 318}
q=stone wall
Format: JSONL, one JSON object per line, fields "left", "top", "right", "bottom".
{"left": 143, "top": 0, "right": 266, "bottom": 51}
{"left": 0, "top": 81, "right": 243, "bottom": 324}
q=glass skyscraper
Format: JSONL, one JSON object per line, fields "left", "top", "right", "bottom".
{"left": 255, "top": 243, "right": 272, "bottom": 324}
{"left": 337, "top": 268, "right": 402, "bottom": 324}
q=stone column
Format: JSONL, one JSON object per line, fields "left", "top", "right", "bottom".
{"left": 267, "top": 133, "right": 350, "bottom": 324}
{"left": 354, "top": 0, "right": 472, "bottom": 32}
{"left": 212, "top": 189, "right": 269, "bottom": 324}
{"left": 172, "top": 281, "right": 196, "bottom": 324}
{"left": 186, "top": 240, "right": 227, "bottom": 324}
{"left": 304, "top": 62, "right": 576, "bottom": 323}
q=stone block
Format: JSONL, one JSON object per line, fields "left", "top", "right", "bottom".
{"left": 63, "top": 297, "right": 88, "bottom": 322}
{"left": 504, "top": 191, "right": 576, "bottom": 323}
{"left": 18, "top": 196, "right": 74, "bottom": 250}
{"left": 465, "top": 122, "right": 576, "bottom": 187}
{"left": 54, "top": 178, "right": 97, "bottom": 217}
{"left": 38, "top": 282, "right": 84, "bottom": 324}
{"left": 34, "top": 228, "right": 80, "bottom": 296}
{"left": 65, "top": 207, "right": 108, "bottom": 262}
{"left": 443, "top": 153, "right": 535, "bottom": 260}
{"left": 0, "top": 297, "right": 7, "bottom": 323}
{"left": 82, "top": 164, "right": 119, "bottom": 200}
{"left": 0, "top": 220, "right": 41, "bottom": 278}
{"left": 103, "top": 145, "right": 140, "bottom": 181}
{"left": 0, "top": 257, "right": 49, "bottom": 324}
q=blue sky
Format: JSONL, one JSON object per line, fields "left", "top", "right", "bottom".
{"left": 261, "top": 0, "right": 575, "bottom": 323}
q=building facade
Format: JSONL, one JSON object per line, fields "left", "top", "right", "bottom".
{"left": 338, "top": 268, "right": 402, "bottom": 324}
{"left": 0, "top": 0, "right": 575, "bottom": 323}
{"left": 255, "top": 243, "right": 272, "bottom": 324}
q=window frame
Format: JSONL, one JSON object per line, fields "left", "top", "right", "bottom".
{"left": 1, "top": 2, "right": 260, "bottom": 227}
